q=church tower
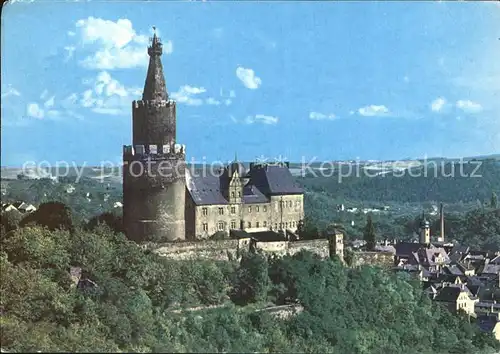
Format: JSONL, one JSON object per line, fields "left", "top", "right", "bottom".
{"left": 123, "top": 28, "right": 186, "bottom": 242}
{"left": 419, "top": 212, "right": 431, "bottom": 245}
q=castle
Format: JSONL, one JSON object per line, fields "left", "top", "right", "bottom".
{"left": 123, "top": 30, "right": 304, "bottom": 243}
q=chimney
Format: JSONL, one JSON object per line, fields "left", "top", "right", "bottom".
{"left": 438, "top": 203, "right": 445, "bottom": 242}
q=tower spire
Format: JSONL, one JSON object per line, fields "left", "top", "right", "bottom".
{"left": 142, "top": 26, "right": 168, "bottom": 101}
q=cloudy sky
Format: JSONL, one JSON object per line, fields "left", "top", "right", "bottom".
{"left": 1, "top": 1, "right": 499, "bottom": 166}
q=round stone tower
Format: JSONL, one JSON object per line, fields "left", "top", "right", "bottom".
{"left": 123, "top": 28, "right": 186, "bottom": 243}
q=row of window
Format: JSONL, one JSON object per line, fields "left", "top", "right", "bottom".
{"left": 280, "top": 200, "right": 300, "bottom": 208}
{"left": 202, "top": 205, "right": 270, "bottom": 216}
{"left": 202, "top": 202, "right": 300, "bottom": 217}
{"left": 201, "top": 220, "right": 298, "bottom": 232}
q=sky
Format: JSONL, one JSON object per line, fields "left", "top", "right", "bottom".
{"left": 1, "top": 1, "right": 500, "bottom": 167}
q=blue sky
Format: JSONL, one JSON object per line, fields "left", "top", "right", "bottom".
{"left": 1, "top": 1, "right": 499, "bottom": 166}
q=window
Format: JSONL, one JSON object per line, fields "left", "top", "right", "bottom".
{"left": 248, "top": 206, "right": 252, "bottom": 213}
{"left": 263, "top": 221, "right": 267, "bottom": 227}
{"left": 231, "top": 206, "right": 236, "bottom": 214}
{"left": 202, "top": 207, "right": 208, "bottom": 216}
{"left": 256, "top": 221, "right": 260, "bottom": 228}
{"left": 218, "top": 207, "right": 224, "bottom": 215}
{"left": 256, "top": 206, "right": 259, "bottom": 212}
{"left": 231, "top": 192, "right": 235, "bottom": 198}
{"left": 285, "top": 222, "right": 289, "bottom": 228}
{"left": 238, "top": 192, "right": 241, "bottom": 197}
{"left": 292, "top": 221, "right": 296, "bottom": 227}
{"left": 202, "top": 223, "right": 208, "bottom": 231}
{"left": 279, "top": 223, "right": 282, "bottom": 229}
{"left": 274, "top": 223, "right": 278, "bottom": 229}
{"left": 263, "top": 206, "right": 267, "bottom": 212}
{"left": 218, "top": 222, "right": 225, "bottom": 231}
{"left": 231, "top": 220, "right": 236, "bottom": 229}
{"left": 247, "top": 221, "right": 252, "bottom": 228}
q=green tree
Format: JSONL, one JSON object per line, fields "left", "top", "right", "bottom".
{"left": 231, "top": 251, "right": 270, "bottom": 305}
{"left": 20, "top": 202, "right": 74, "bottom": 233}
{"left": 363, "top": 214, "right": 376, "bottom": 251}
{"left": 491, "top": 192, "right": 498, "bottom": 209}
{"left": 1, "top": 210, "right": 23, "bottom": 234}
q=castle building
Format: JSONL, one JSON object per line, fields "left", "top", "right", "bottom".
{"left": 185, "top": 161, "right": 304, "bottom": 240}
{"left": 122, "top": 29, "right": 304, "bottom": 242}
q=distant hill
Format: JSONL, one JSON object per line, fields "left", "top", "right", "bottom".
{"left": 298, "top": 159, "right": 500, "bottom": 204}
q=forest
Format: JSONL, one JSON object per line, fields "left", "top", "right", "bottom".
{"left": 1, "top": 204, "right": 500, "bottom": 353}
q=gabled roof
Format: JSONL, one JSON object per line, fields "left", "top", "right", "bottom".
{"left": 482, "top": 264, "right": 500, "bottom": 275}
{"left": 246, "top": 165, "right": 303, "bottom": 195}
{"left": 395, "top": 242, "right": 424, "bottom": 257}
{"left": 490, "top": 255, "right": 500, "bottom": 265}
{"left": 242, "top": 185, "right": 268, "bottom": 204}
{"left": 444, "top": 264, "right": 464, "bottom": 276}
{"left": 477, "top": 315, "right": 499, "bottom": 333}
{"left": 434, "top": 286, "right": 464, "bottom": 302}
{"left": 186, "top": 172, "right": 228, "bottom": 205}
{"left": 186, "top": 163, "right": 303, "bottom": 206}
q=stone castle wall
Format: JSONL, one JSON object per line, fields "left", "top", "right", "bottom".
{"left": 351, "top": 251, "right": 394, "bottom": 268}
{"left": 150, "top": 238, "right": 331, "bottom": 261}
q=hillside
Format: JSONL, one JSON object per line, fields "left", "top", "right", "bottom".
{"left": 1, "top": 223, "right": 499, "bottom": 353}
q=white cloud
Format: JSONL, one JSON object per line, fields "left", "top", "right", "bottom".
{"left": 78, "top": 72, "right": 141, "bottom": 115}
{"left": 309, "top": 111, "right": 336, "bottom": 121}
{"left": 224, "top": 99, "right": 232, "bottom": 106}
{"left": 456, "top": 100, "right": 482, "bottom": 113}
{"left": 64, "top": 46, "right": 76, "bottom": 61}
{"left": 236, "top": 66, "right": 262, "bottom": 89}
{"left": 206, "top": 97, "right": 221, "bottom": 106}
{"left": 358, "top": 105, "right": 390, "bottom": 117}
{"left": 74, "top": 17, "right": 172, "bottom": 70}
{"left": 245, "top": 114, "right": 278, "bottom": 125}
{"left": 40, "top": 90, "right": 49, "bottom": 100}
{"left": 403, "top": 76, "right": 410, "bottom": 83}
{"left": 44, "top": 96, "right": 55, "bottom": 108}
{"left": 431, "top": 97, "right": 447, "bottom": 112}
{"left": 27, "top": 103, "right": 44, "bottom": 119}
{"left": 229, "top": 90, "right": 236, "bottom": 98}
{"left": 1, "top": 87, "right": 21, "bottom": 99}
{"left": 171, "top": 85, "right": 206, "bottom": 106}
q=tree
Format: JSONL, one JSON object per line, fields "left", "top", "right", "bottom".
{"left": 363, "top": 214, "right": 376, "bottom": 251}
{"left": 1, "top": 210, "right": 23, "bottom": 234}
{"left": 86, "top": 212, "right": 123, "bottom": 234}
{"left": 20, "top": 202, "right": 74, "bottom": 233}
{"left": 491, "top": 192, "right": 498, "bottom": 209}
{"left": 231, "top": 251, "right": 270, "bottom": 305}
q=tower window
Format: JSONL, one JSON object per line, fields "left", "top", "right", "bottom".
{"left": 218, "top": 207, "right": 224, "bottom": 215}
{"left": 202, "top": 207, "right": 208, "bottom": 216}
{"left": 231, "top": 206, "right": 236, "bottom": 214}
{"left": 248, "top": 206, "right": 252, "bottom": 213}
{"left": 202, "top": 223, "right": 208, "bottom": 232}
{"left": 238, "top": 192, "right": 241, "bottom": 198}
{"left": 263, "top": 206, "right": 267, "bottom": 212}
{"left": 231, "top": 192, "right": 235, "bottom": 198}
